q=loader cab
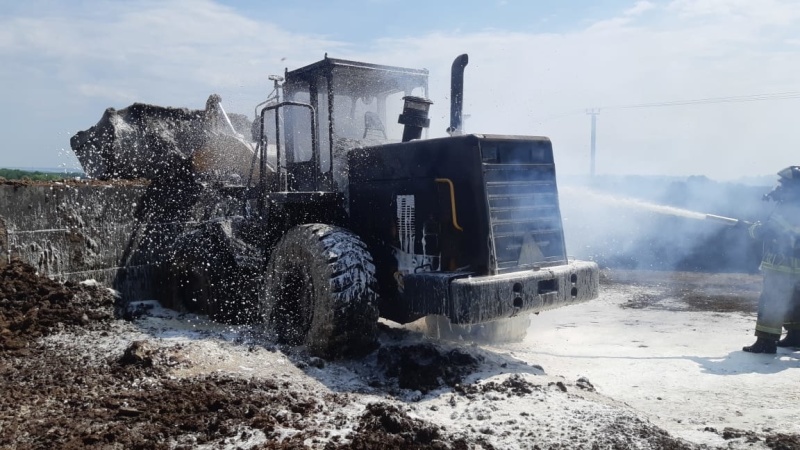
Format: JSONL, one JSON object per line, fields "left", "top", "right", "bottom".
{"left": 260, "top": 56, "right": 429, "bottom": 193}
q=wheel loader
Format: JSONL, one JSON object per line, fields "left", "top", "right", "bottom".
{"left": 170, "top": 54, "right": 600, "bottom": 358}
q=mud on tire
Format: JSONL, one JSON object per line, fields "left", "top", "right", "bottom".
{"left": 261, "top": 224, "right": 379, "bottom": 359}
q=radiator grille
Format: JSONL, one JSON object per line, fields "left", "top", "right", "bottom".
{"left": 484, "top": 166, "right": 567, "bottom": 274}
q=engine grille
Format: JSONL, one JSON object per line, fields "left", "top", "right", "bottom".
{"left": 484, "top": 164, "right": 567, "bottom": 274}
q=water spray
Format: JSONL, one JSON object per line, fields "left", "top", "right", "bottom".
{"left": 562, "top": 186, "right": 751, "bottom": 227}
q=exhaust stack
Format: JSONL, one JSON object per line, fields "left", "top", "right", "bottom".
{"left": 447, "top": 54, "right": 469, "bottom": 136}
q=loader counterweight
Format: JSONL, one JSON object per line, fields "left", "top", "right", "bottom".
{"left": 348, "top": 133, "right": 599, "bottom": 324}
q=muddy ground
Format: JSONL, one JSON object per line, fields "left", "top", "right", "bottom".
{"left": 2, "top": 260, "right": 800, "bottom": 449}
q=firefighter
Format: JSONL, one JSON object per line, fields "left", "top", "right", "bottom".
{"left": 743, "top": 166, "right": 800, "bottom": 354}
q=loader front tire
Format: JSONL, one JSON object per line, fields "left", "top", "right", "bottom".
{"left": 261, "top": 224, "right": 379, "bottom": 359}
{"left": 169, "top": 219, "right": 262, "bottom": 324}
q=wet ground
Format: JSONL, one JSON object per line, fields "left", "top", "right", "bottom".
{"left": 2, "top": 260, "right": 799, "bottom": 449}
{"left": 601, "top": 269, "right": 761, "bottom": 313}
{"left": 502, "top": 268, "right": 800, "bottom": 449}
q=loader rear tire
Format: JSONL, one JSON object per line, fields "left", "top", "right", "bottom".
{"left": 261, "top": 224, "right": 379, "bottom": 359}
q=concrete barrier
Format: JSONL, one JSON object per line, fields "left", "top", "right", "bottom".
{"left": 0, "top": 182, "right": 180, "bottom": 301}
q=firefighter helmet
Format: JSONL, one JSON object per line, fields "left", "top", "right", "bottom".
{"left": 765, "top": 166, "right": 800, "bottom": 202}
{"left": 777, "top": 166, "right": 800, "bottom": 182}
{"left": 763, "top": 166, "right": 800, "bottom": 201}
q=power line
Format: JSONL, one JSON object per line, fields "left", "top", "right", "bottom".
{"left": 533, "top": 91, "right": 800, "bottom": 122}
{"left": 532, "top": 90, "right": 800, "bottom": 177}
{"left": 603, "top": 91, "right": 800, "bottom": 111}
{"left": 581, "top": 91, "right": 800, "bottom": 177}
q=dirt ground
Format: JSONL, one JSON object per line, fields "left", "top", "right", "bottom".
{"left": 2, "top": 260, "right": 800, "bottom": 449}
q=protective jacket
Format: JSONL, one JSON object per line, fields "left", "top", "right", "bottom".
{"left": 744, "top": 167, "right": 800, "bottom": 341}
{"left": 749, "top": 202, "right": 800, "bottom": 274}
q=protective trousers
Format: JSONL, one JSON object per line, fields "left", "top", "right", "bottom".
{"left": 755, "top": 269, "right": 800, "bottom": 337}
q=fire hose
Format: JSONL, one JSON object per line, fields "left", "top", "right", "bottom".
{"left": 704, "top": 214, "right": 752, "bottom": 228}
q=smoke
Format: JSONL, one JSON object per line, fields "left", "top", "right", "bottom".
{"left": 558, "top": 175, "right": 773, "bottom": 273}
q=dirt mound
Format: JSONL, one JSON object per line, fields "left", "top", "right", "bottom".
{"left": 0, "top": 259, "right": 115, "bottom": 355}
{"left": 376, "top": 343, "right": 482, "bottom": 393}
{"left": 765, "top": 433, "right": 800, "bottom": 449}
{"left": 347, "top": 403, "right": 450, "bottom": 449}
{"left": 454, "top": 373, "right": 541, "bottom": 397}
{"left": 0, "top": 262, "right": 455, "bottom": 449}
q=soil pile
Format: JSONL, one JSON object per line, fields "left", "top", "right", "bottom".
{"left": 0, "top": 260, "right": 487, "bottom": 449}
{"left": 3, "top": 260, "right": 788, "bottom": 449}
{"left": 0, "top": 259, "right": 115, "bottom": 354}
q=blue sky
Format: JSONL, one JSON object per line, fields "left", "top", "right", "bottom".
{"left": 2, "top": 0, "right": 800, "bottom": 179}
{"left": 213, "top": 0, "right": 636, "bottom": 39}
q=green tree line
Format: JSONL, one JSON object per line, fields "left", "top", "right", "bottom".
{"left": 0, "top": 168, "right": 84, "bottom": 181}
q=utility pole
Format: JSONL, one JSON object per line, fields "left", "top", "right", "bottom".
{"left": 586, "top": 109, "right": 600, "bottom": 177}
